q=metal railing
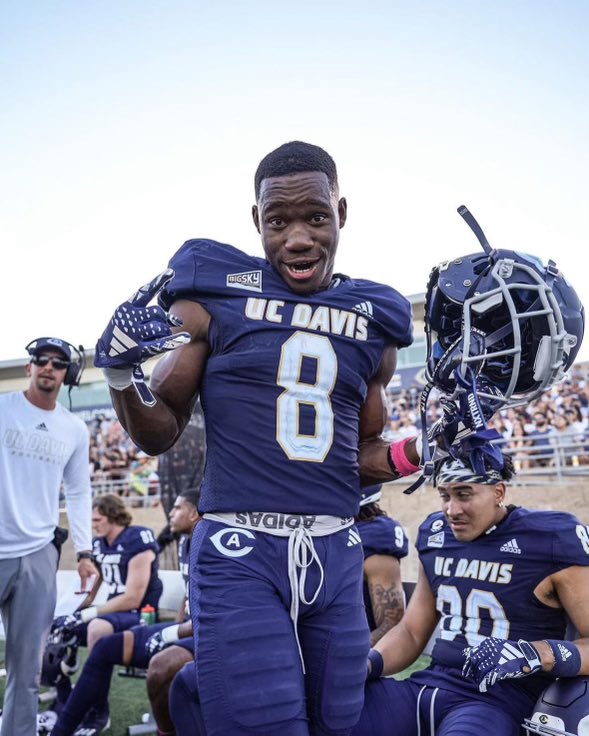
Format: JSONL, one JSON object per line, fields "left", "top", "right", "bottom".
{"left": 60, "top": 478, "right": 162, "bottom": 510}
{"left": 82, "top": 433, "right": 589, "bottom": 502}
{"left": 389, "top": 433, "right": 589, "bottom": 486}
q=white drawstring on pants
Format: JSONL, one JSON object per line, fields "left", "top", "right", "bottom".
{"left": 203, "top": 512, "right": 354, "bottom": 673}
{"left": 287, "top": 526, "right": 325, "bottom": 673}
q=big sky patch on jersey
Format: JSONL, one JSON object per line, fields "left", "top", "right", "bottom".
{"left": 160, "top": 239, "right": 413, "bottom": 516}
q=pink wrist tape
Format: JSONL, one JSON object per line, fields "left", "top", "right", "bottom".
{"left": 389, "top": 438, "right": 420, "bottom": 476}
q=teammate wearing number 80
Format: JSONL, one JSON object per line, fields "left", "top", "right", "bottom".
{"left": 354, "top": 452, "right": 589, "bottom": 736}
{"left": 95, "top": 141, "right": 421, "bottom": 735}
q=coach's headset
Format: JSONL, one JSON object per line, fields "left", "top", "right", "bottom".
{"left": 25, "top": 337, "right": 86, "bottom": 388}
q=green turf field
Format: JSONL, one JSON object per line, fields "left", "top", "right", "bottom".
{"left": 0, "top": 641, "right": 430, "bottom": 735}
{"left": 0, "top": 642, "right": 151, "bottom": 735}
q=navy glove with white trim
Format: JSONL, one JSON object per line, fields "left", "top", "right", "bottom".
{"left": 463, "top": 636, "right": 542, "bottom": 692}
{"left": 94, "top": 269, "right": 191, "bottom": 406}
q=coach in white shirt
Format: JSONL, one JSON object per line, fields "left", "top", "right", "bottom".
{"left": 0, "top": 337, "right": 97, "bottom": 736}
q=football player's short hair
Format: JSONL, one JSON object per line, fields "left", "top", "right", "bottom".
{"left": 178, "top": 489, "right": 200, "bottom": 511}
{"left": 254, "top": 141, "right": 338, "bottom": 199}
{"left": 92, "top": 494, "right": 132, "bottom": 527}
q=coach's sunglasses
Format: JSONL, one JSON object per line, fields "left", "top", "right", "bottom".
{"left": 31, "top": 355, "right": 71, "bottom": 370}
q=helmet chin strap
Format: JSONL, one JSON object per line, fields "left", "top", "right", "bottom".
{"left": 457, "top": 205, "right": 494, "bottom": 255}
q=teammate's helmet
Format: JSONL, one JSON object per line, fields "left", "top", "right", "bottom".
{"left": 40, "top": 640, "right": 79, "bottom": 686}
{"left": 523, "top": 677, "right": 589, "bottom": 735}
{"left": 425, "top": 208, "right": 584, "bottom": 407}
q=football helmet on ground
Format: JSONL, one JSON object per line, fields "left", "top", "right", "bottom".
{"left": 523, "top": 677, "right": 589, "bottom": 735}
{"left": 40, "top": 633, "right": 79, "bottom": 686}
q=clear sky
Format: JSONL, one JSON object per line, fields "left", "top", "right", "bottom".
{"left": 2, "top": 0, "right": 588, "bottom": 363}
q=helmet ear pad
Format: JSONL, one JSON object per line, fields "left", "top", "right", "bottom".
{"left": 429, "top": 330, "right": 486, "bottom": 394}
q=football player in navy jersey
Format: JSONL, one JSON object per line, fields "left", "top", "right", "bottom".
{"left": 95, "top": 141, "right": 426, "bottom": 735}
{"left": 145, "top": 492, "right": 201, "bottom": 736}
{"left": 356, "top": 485, "right": 408, "bottom": 645}
{"left": 49, "top": 494, "right": 162, "bottom": 734}
{"left": 48, "top": 491, "right": 200, "bottom": 736}
{"left": 353, "top": 452, "right": 589, "bottom": 736}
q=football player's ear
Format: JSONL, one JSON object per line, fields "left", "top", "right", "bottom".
{"left": 252, "top": 205, "right": 261, "bottom": 233}
{"left": 24, "top": 362, "right": 32, "bottom": 378}
{"left": 494, "top": 482, "right": 506, "bottom": 507}
{"left": 338, "top": 197, "right": 347, "bottom": 228}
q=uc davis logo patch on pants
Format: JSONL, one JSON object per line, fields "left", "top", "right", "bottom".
{"left": 210, "top": 528, "right": 255, "bottom": 557}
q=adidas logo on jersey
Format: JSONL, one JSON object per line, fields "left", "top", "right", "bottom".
{"left": 352, "top": 301, "right": 373, "bottom": 318}
{"left": 558, "top": 643, "right": 572, "bottom": 660}
{"left": 226, "top": 270, "right": 262, "bottom": 293}
{"left": 35, "top": 422, "right": 48, "bottom": 431}
{"left": 347, "top": 529, "right": 362, "bottom": 547}
{"left": 499, "top": 538, "right": 521, "bottom": 554}
{"left": 117, "top": 544, "right": 124, "bottom": 552}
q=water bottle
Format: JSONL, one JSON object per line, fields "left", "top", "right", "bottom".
{"left": 140, "top": 604, "right": 156, "bottom": 626}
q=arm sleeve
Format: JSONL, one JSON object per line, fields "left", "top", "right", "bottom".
{"left": 62, "top": 420, "right": 93, "bottom": 552}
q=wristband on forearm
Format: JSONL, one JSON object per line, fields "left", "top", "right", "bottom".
{"left": 102, "top": 366, "right": 134, "bottom": 391}
{"left": 162, "top": 624, "right": 181, "bottom": 644}
{"left": 388, "top": 438, "right": 421, "bottom": 477}
{"left": 366, "top": 648, "right": 384, "bottom": 681}
{"left": 543, "top": 640, "right": 582, "bottom": 678}
{"left": 80, "top": 606, "right": 98, "bottom": 623}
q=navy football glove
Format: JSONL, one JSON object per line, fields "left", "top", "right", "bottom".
{"left": 145, "top": 624, "right": 181, "bottom": 656}
{"left": 463, "top": 637, "right": 542, "bottom": 692}
{"left": 95, "top": 269, "right": 191, "bottom": 406}
{"left": 51, "top": 612, "right": 84, "bottom": 642}
{"left": 145, "top": 630, "right": 168, "bottom": 656}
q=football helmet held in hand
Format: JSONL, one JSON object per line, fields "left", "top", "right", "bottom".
{"left": 425, "top": 206, "right": 584, "bottom": 409}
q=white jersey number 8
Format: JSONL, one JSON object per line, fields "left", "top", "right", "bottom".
{"left": 276, "top": 331, "right": 337, "bottom": 462}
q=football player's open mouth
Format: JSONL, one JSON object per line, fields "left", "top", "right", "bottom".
{"left": 286, "top": 260, "right": 319, "bottom": 279}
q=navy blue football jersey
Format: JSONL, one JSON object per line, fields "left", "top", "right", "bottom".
{"left": 417, "top": 507, "right": 589, "bottom": 672}
{"left": 92, "top": 525, "right": 162, "bottom": 609}
{"left": 160, "top": 239, "right": 413, "bottom": 516}
{"left": 357, "top": 515, "right": 408, "bottom": 629}
{"left": 178, "top": 533, "right": 190, "bottom": 591}
{"left": 178, "top": 533, "right": 190, "bottom": 617}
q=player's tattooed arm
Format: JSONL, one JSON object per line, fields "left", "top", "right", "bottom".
{"left": 366, "top": 555, "right": 405, "bottom": 646}
{"left": 373, "top": 562, "right": 438, "bottom": 676}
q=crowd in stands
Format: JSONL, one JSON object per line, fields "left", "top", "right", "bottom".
{"left": 83, "top": 363, "right": 589, "bottom": 499}
{"left": 87, "top": 412, "right": 159, "bottom": 499}
{"left": 84, "top": 404, "right": 206, "bottom": 503}
{"left": 384, "top": 362, "right": 589, "bottom": 470}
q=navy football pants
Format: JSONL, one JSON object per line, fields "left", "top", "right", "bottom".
{"left": 190, "top": 520, "right": 370, "bottom": 735}
{"left": 352, "top": 676, "right": 525, "bottom": 736}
